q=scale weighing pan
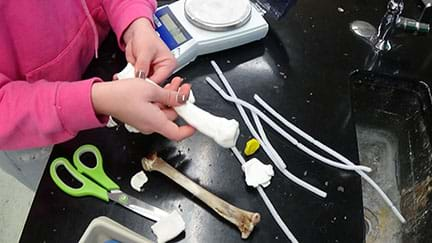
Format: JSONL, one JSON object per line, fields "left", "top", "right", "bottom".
{"left": 154, "top": 0, "right": 269, "bottom": 71}
{"left": 184, "top": 0, "right": 252, "bottom": 31}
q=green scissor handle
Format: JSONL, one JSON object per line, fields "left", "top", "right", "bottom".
{"left": 72, "top": 144, "right": 119, "bottom": 191}
{"left": 49, "top": 157, "right": 109, "bottom": 202}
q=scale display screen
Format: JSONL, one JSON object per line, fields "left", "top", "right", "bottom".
{"left": 154, "top": 7, "right": 192, "bottom": 50}
{"left": 159, "top": 14, "right": 187, "bottom": 44}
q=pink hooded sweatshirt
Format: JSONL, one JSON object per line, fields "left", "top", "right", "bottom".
{"left": 0, "top": 0, "right": 156, "bottom": 150}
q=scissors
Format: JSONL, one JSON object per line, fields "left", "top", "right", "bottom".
{"left": 50, "top": 144, "right": 168, "bottom": 222}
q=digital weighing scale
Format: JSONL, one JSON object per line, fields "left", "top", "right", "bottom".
{"left": 153, "top": 0, "right": 269, "bottom": 71}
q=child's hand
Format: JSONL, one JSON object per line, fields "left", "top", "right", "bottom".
{"left": 91, "top": 77, "right": 195, "bottom": 141}
{"left": 123, "top": 18, "right": 176, "bottom": 84}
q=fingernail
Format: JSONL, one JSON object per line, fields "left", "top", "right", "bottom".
{"left": 175, "top": 93, "right": 188, "bottom": 104}
{"left": 176, "top": 87, "right": 189, "bottom": 104}
{"left": 136, "top": 70, "right": 146, "bottom": 79}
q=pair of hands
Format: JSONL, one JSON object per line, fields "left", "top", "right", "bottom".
{"left": 92, "top": 18, "right": 195, "bottom": 141}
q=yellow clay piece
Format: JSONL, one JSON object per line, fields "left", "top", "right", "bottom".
{"left": 244, "top": 138, "right": 260, "bottom": 156}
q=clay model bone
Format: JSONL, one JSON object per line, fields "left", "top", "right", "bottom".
{"left": 115, "top": 63, "right": 240, "bottom": 148}
{"left": 174, "top": 100, "right": 239, "bottom": 148}
{"left": 141, "top": 153, "right": 261, "bottom": 239}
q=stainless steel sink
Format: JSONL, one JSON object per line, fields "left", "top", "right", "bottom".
{"left": 350, "top": 71, "right": 432, "bottom": 243}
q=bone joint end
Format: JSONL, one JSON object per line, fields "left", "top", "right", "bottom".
{"left": 141, "top": 153, "right": 158, "bottom": 171}
{"left": 239, "top": 212, "right": 261, "bottom": 239}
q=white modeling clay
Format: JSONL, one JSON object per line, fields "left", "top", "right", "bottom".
{"left": 151, "top": 210, "right": 185, "bottom": 243}
{"left": 114, "top": 63, "right": 240, "bottom": 148}
{"left": 175, "top": 102, "right": 239, "bottom": 148}
{"left": 116, "top": 62, "right": 135, "bottom": 80}
{"left": 107, "top": 116, "right": 118, "bottom": 128}
{"left": 124, "top": 123, "right": 140, "bottom": 133}
{"left": 242, "top": 158, "right": 274, "bottom": 188}
{"left": 187, "top": 90, "right": 196, "bottom": 104}
{"left": 130, "top": 171, "right": 148, "bottom": 192}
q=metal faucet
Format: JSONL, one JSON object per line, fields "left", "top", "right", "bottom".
{"left": 351, "top": 0, "right": 430, "bottom": 52}
{"left": 374, "top": 0, "right": 404, "bottom": 51}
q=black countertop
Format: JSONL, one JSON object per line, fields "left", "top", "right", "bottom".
{"left": 20, "top": 1, "right": 432, "bottom": 242}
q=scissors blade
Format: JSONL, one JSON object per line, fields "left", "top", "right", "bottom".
{"left": 108, "top": 190, "right": 169, "bottom": 222}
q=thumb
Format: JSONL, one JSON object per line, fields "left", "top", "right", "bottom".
{"left": 150, "top": 83, "right": 191, "bottom": 107}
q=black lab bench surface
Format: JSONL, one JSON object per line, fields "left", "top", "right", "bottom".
{"left": 18, "top": 0, "right": 387, "bottom": 242}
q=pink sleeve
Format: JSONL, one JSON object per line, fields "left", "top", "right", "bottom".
{"left": 0, "top": 73, "right": 108, "bottom": 150}
{"left": 102, "top": 0, "right": 157, "bottom": 49}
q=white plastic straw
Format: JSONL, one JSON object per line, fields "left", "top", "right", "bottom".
{"left": 254, "top": 95, "right": 367, "bottom": 171}
{"left": 208, "top": 63, "right": 327, "bottom": 197}
{"left": 206, "top": 62, "right": 405, "bottom": 223}
{"left": 253, "top": 95, "right": 406, "bottom": 223}
{"left": 231, "top": 106, "right": 327, "bottom": 197}
{"left": 206, "top": 76, "right": 370, "bottom": 172}
{"left": 207, "top": 76, "right": 405, "bottom": 223}
{"left": 251, "top": 111, "right": 316, "bottom": 186}
{"left": 231, "top": 147, "right": 299, "bottom": 243}
{"left": 258, "top": 134, "right": 328, "bottom": 198}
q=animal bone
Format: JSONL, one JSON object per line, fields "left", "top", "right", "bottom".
{"left": 141, "top": 154, "right": 261, "bottom": 239}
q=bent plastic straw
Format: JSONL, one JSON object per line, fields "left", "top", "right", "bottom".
{"left": 206, "top": 76, "right": 370, "bottom": 172}
{"left": 207, "top": 60, "right": 405, "bottom": 223}
{"left": 208, "top": 65, "right": 327, "bottom": 198}
{"left": 254, "top": 95, "right": 406, "bottom": 223}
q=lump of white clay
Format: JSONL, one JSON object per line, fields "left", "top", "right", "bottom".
{"left": 175, "top": 103, "right": 239, "bottom": 148}
{"left": 242, "top": 158, "right": 274, "bottom": 188}
{"left": 106, "top": 116, "right": 140, "bottom": 133}
{"left": 114, "top": 63, "right": 240, "bottom": 148}
{"left": 187, "top": 90, "right": 196, "bottom": 104}
{"left": 124, "top": 123, "right": 140, "bottom": 133}
{"left": 151, "top": 210, "right": 185, "bottom": 243}
{"left": 116, "top": 63, "right": 135, "bottom": 80}
{"left": 107, "top": 116, "right": 118, "bottom": 128}
{"left": 130, "top": 171, "right": 148, "bottom": 192}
